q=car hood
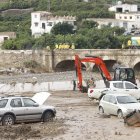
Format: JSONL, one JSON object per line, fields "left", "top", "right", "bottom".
{"left": 120, "top": 103, "right": 140, "bottom": 110}
{"left": 32, "top": 92, "right": 51, "bottom": 105}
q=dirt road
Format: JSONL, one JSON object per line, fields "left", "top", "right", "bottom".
{"left": 0, "top": 91, "right": 140, "bottom": 140}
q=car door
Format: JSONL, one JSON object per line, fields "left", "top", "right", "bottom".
{"left": 10, "top": 98, "right": 25, "bottom": 121}
{"left": 108, "top": 95, "right": 118, "bottom": 115}
{"left": 123, "top": 81, "right": 140, "bottom": 99}
{"left": 22, "top": 98, "right": 43, "bottom": 121}
{"left": 111, "top": 82, "right": 124, "bottom": 92}
{"left": 101, "top": 95, "right": 111, "bottom": 114}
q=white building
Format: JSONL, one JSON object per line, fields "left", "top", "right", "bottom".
{"left": 0, "top": 32, "right": 16, "bottom": 47}
{"left": 31, "top": 11, "right": 76, "bottom": 38}
{"left": 115, "top": 12, "right": 140, "bottom": 30}
{"left": 86, "top": 2, "right": 140, "bottom": 32}
{"left": 86, "top": 18, "right": 135, "bottom": 32}
{"left": 108, "top": 1, "right": 138, "bottom": 13}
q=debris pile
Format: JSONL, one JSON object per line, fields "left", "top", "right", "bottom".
{"left": 124, "top": 110, "right": 140, "bottom": 126}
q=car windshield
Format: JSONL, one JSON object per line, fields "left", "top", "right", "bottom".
{"left": 117, "top": 96, "right": 138, "bottom": 104}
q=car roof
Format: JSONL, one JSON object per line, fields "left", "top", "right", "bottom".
{"left": 105, "top": 93, "right": 130, "bottom": 97}
{"left": 0, "top": 96, "right": 29, "bottom": 100}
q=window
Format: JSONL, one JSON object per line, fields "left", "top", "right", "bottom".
{"left": 42, "top": 23, "right": 45, "bottom": 29}
{"left": 34, "top": 22, "right": 38, "bottom": 27}
{"left": 109, "top": 96, "right": 116, "bottom": 104}
{"left": 23, "top": 98, "right": 36, "bottom": 107}
{"left": 4, "top": 37, "right": 8, "bottom": 41}
{"left": 117, "top": 96, "right": 137, "bottom": 104}
{"left": 0, "top": 99, "right": 8, "bottom": 108}
{"left": 34, "top": 15, "right": 37, "bottom": 18}
{"left": 103, "top": 95, "right": 110, "bottom": 102}
{"left": 125, "top": 82, "right": 136, "bottom": 89}
{"left": 119, "top": 16, "right": 122, "bottom": 19}
{"left": 10, "top": 98, "right": 22, "bottom": 107}
{"left": 125, "top": 10, "right": 129, "bottom": 12}
{"left": 116, "top": 8, "right": 122, "bottom": 13}
{"left": 47, "top": 22, "right": 52, "bottom": 26}
{"left": 124, "top": 16, "right": 127, "bottom": 19}
{"left": 113, "top": 82, "right": 124, "bottom": 89}
{"left": 130, "top": 16, "right": 132, "bottom": 19}
{"left": 137, "top": 16, "right": 139, "bottom": 19}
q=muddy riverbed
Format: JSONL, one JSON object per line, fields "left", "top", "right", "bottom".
{"left": 0, "top": 90, "right": 140, "bottom": 140}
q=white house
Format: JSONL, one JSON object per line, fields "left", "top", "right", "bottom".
{"left": 86, "top": 18, "right": 135, "bottom": 32}
{"left": 86, "top": 2, "right": 140, "bottom": 32}
{"left": 0, "top": 32, "right": 16, "bottom": 47}
{"left": 31, "top": 11, "right": 76, "bottom": 38}
{"left": 115, "top": 12, "right": 140, "bottom": 29}
{"left": 108, "top": 1, "right": 138, "bottom": 13}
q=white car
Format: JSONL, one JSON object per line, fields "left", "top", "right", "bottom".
{"left": 99, "top": 93, "right": 140, "bottom": 118}
{"left": 88, "top": 81, "right": 140, "bottom": 101}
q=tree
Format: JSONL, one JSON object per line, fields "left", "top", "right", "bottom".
{"left": 74, "top": 34, "right": 88, "bottom": 49}
{"left": 81, "top": 20, "right": 98, "bottom": 29}
{"left": 51, "top": 22, "right": 74, "bottom": 43}
{"left": 44, "top": 34, "right": 56, "bottom": 49}
{"left": 51, "top": 22, "right": 74, "bottom": 35}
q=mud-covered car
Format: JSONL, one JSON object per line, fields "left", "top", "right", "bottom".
{"left": 99, "top": 93, "right": 140, "bottom": 118}
{"left": 0, "top": 92, "right": 56, "bottom": 126}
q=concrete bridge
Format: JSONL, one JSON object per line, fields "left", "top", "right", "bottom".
{"left": 0, "top": 49, "right": 140, "bottom": 73}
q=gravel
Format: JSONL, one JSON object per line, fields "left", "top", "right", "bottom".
{"left": 0, "top": 71, "right": 101, "bottom": 84}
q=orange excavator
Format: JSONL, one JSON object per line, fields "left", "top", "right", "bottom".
{"left": 75, "top": 55, "right": 136, "bottom": 92}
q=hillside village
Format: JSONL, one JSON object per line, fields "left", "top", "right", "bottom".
{"left": 0, "top": 0, "right": 140, "bottom": 49}
{"left": 0, "top": 1, "right": 140, "bottom": 140}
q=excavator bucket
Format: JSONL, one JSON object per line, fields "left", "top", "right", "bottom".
{"left": 124, "top": 110, "right": 140, "bottom": 126}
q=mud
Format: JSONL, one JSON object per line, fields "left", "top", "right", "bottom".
{"left": 0, "top": 120, "right": 66, "bottom": 140}
{"left": 0, "top": 90, "right": 140, "bottom": 140}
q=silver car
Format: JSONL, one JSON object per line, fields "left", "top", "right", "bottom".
{"left": 0, "top": 93, "right": 56, "bottom": 126}
{"left": 99, "top": 93, "right": 140, "bottom": 118}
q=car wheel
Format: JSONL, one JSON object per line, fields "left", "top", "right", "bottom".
{"left": 2, "top": 114, "right": 15, "bottom": 126}
{"left": 99, "top": 106, "right": 104, "bottom": 115}
{"left": 117, "top": 110, "right": 123, "bottom": 119}
{"left": 43, "top": 111, "right": 54, "bottom": 122}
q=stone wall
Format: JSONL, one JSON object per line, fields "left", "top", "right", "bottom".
{"left": 0, "top": 49, "right": 140, "bottom": 73}
{"left": 0, "top": 50, "right": 49, "bottom": 70}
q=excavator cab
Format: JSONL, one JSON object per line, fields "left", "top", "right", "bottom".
{"left": 114, "top": 67, "right": 136, "bottom": 85}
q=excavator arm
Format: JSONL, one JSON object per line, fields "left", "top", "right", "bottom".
{"left": 75, "top": 55, "right": 112, "bottom": 92}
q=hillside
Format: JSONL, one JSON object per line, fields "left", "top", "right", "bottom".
{"left": 0, "top": 0, "right": 139, "bottom": 50}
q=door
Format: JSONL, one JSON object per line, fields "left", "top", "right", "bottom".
{"left": 111, "top": 81, "right": 124, "bottom": 92}
{"left": 124, "top": 81, "right": 140, "bottom": 99}
{"left": 108, "top": 95, "right": 118, "bottom": 115}
{"left": 22, "top": 98, "right": 43, "bottom": 121}
{"left": 10, "top": 98, "right": 25, "bottom": 121}
{"left": 101, "top": 95, "right": 111, "bottom": 114}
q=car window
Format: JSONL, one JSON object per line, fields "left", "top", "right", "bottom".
{"left": 103, "top": 95, "right": 110, "bottom": 102}
{"left": 125, "top": 82, "right": 136, "bottom": 89}
{"left": 10, "top": 98, "right": 22, "bottom": 107}
{"left": 113, "top": 82, "right": 124, "bottom": 89}
{"left": 109, "top": 96, "right": 117, "bottom": 104}
{"left": 23, "top": 98, "right": 36, "bottom": 107}
{"left": 117, "top": 96, "right": 137, "bottom": 104}
{"left": 0, "top": 99, "right": 8, "bottom": 108}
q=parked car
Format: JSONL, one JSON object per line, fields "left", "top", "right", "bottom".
{"left": 0, "top": 92, "right": 56, "bottom": 126}
{"left": 88, "top": 81, "right": 140, "bottom": 101}
{"left": 99, "top": 93, "right": 140, "bottom": 118}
